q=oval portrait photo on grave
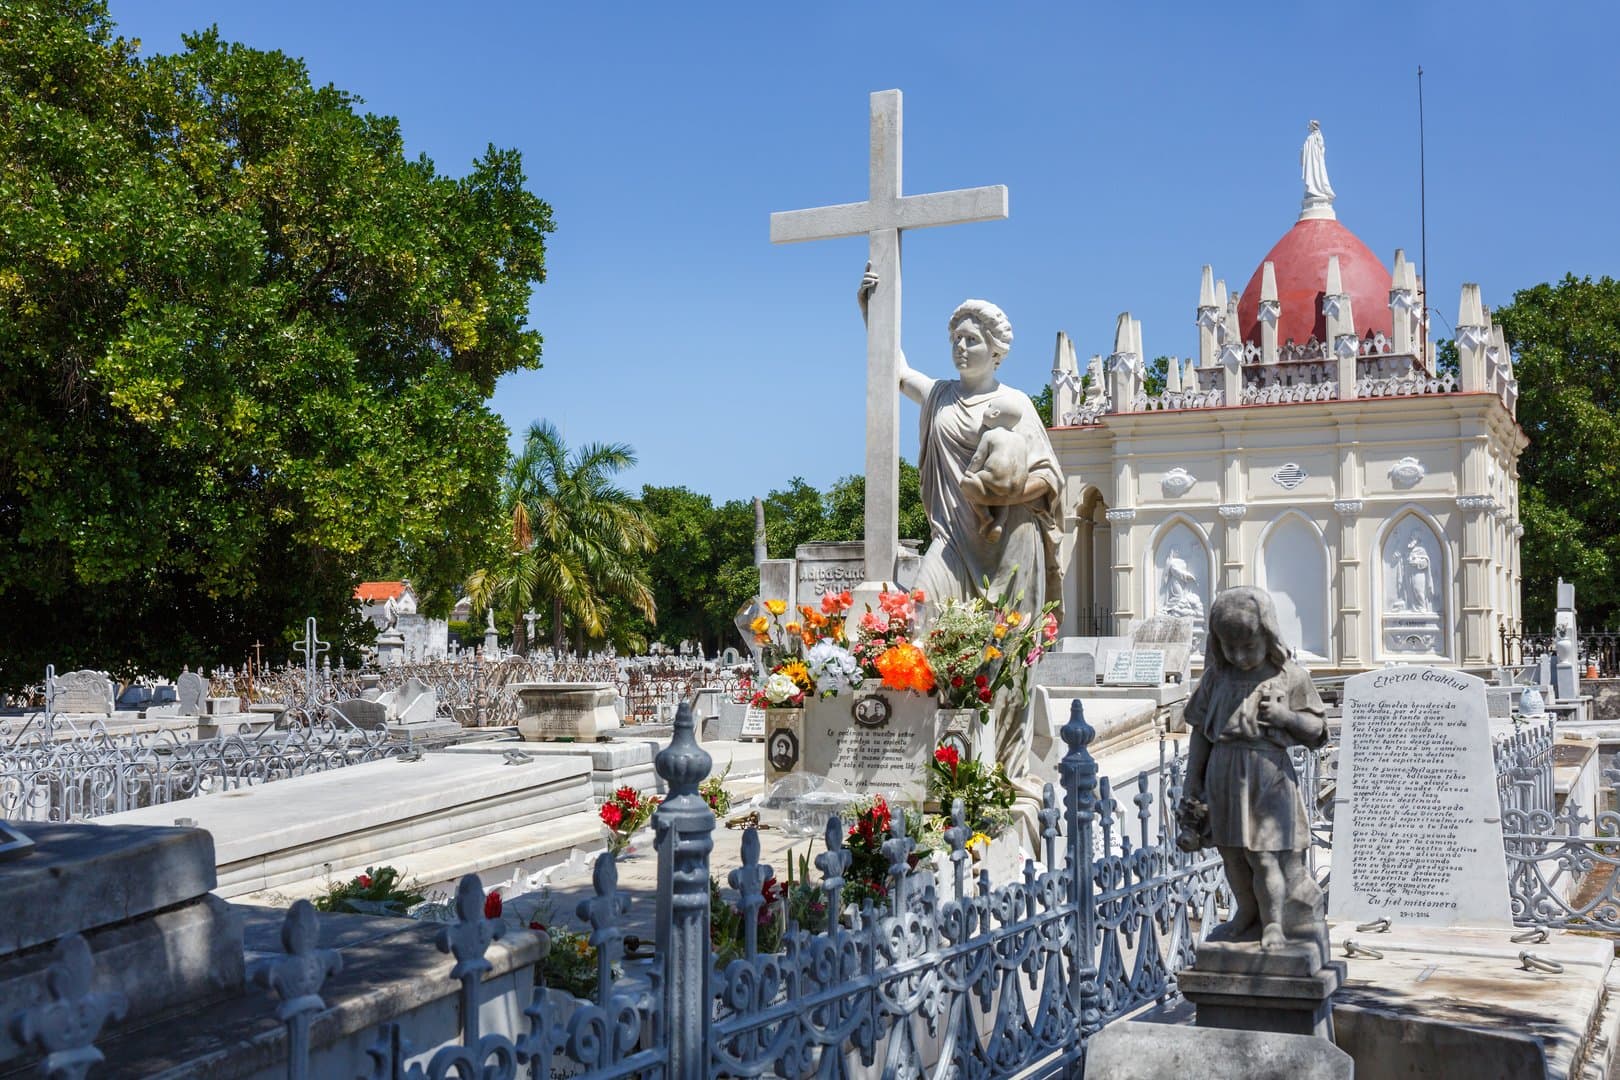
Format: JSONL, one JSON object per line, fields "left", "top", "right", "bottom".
{"left": 851, "top": 694, "right": 892, "bottom": 728}
{"left": 767, "top": 729, "right": 800, "bottom": 773}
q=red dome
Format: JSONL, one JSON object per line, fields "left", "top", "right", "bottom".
{"left": 1236, "top": 218, "right": 1392, "bottom": 348}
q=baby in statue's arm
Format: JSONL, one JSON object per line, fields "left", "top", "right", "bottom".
{"left": 959, "top": 393, "right": 1029, "bottom": 543}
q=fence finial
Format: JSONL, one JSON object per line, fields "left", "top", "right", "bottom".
{"left": 10, "top": 934, "right": 128, "bottom": 1080}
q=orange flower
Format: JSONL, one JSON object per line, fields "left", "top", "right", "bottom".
{"left": 875, "top": 642, "right": 936, "bottom": 693}
{"left": 749, "top": 615, "right": 769, "bottom": 634}
{"left": 984, "top": 645, "right": 1002, "bottom": 662}
{"left": 785, "top": 621, "right": 801, "bottom": 635}
{"left": 911, "top": 589, "right": 927, "bottom": 604}
{"left": 1006, "top": 611, "right": 1023, "bottom": 627}
{"left": 822, "top": 591, "right": 852, "bottom": 615}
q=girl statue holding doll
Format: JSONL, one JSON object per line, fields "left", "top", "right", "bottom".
{"left": 1178, "top": 586, "right": 1328, "bottom": 953}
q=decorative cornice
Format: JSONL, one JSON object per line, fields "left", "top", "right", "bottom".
{"left": 1257, "top": 300, "right": 1280, "bottom": 327}
{"left": 1104, "top": 508, "right": 1138, "bottom": 524}
{"left": 1389, "top": 288, "right": 1417, "bottom": 312}
{"left": 1513, "top": 523, "right": 1525, "bottom": 537}
{"left": 1107, "top": 351, "right": 1139, "bottom": 375}
{"left": 1332, "top": 499, "right": 1364, "bottom": 516}
{"left": 1217, "top": 503, "right": 1246, "bottom": 520}
{"left": 1196, "top": 306, "right": 1220, "bottom": 331}
{"left": 1456, "top": 495, "right": 1495, "bottom": 511}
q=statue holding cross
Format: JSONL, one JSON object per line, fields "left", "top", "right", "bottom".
{"left": 770, "top": 91, "right": 1065, "bottom": 773}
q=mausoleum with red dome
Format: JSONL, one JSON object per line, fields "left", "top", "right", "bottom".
{"left": 1046, "top": 121, "right": 1525, "bottom": 674}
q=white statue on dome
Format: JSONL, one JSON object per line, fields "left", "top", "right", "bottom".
{"left": 1301, "top": 120, "right": 1335, "bottom": 203}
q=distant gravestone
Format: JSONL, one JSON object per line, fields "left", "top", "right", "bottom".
{"left": 739, "top": 705, "right": 767, "bottom": 741}
{"left": 1131, "top": 615, "right": 1194, "bottom": 681}
{"left": 1328, "top": 666, "right": 1511, "bottom": 928}
{"left": 54, "top": 670, "right": 113, "bottom": 716}
{"left": 175, "top": 671, "right": 208, "bottom": 716}
{"left": 1030, "top": 651, "right": 1096, "bottom": 689}
{"left": 1102, "top": 649, "right": 1166, "bottom": 686}
{"left": 716, "top": 698, "right": 749, "bottom": 741}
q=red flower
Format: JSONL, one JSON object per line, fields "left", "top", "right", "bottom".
{"left": 761, "top": 876, "right": 782, "bottom": 904}
{"left": 911, "top": 589, "right": 927, "bottom": 605}
{"left": 951, "top": 675, "right": 964, "bottom": 689}
{"left": 529, "top": 919, "right": 546, "bottom": 931}
{"left": 974, "top": 674, "right": 989, "bottom": 687}
{"left": 978, "top": 687, "right": 993, "bottom": 703}
{"left": 615, "top": 786, "right": 640, "bottom": 809}
{"left": 484, "top": 890, "right": 503, "bottom": 919}
{"left": 601, "top": 802, "right": 624, "bottom": 828}
{"left": 356, "top": 873, "right": 373, "bottom": 889}
{"left": 934, "top": 745, "right": 960, "bottom": 771}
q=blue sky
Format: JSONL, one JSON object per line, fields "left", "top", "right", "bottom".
{"left": 111, "top": 2, "right": 1620, "bottom": 504}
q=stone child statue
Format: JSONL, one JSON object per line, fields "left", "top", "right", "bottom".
{"left": 1178, "top": 586, "right": 1328, "bottom": 953}
{"left": 960, "top": 392, "right": 1029, "bottom": 543}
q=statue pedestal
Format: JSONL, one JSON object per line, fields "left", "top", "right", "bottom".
{"left": 1177, "top": 941, "right": 1345, "bottom": 1040}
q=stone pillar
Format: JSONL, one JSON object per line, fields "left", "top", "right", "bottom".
{"left": 1389, "top": 249, "right": 1417, "bottom": 357}
{"left": 1051, "top": 331, "right": 1079, "bottom": 425}
{"left": 1333, "top": 500, "right": 1365, "bottom": 668}
{"left": 1217, "top": 504, "right": 1245, "bottom": 589}
{"left": 653, "top": 702, "right": 714, "bottom": 1076}
{"left": 1220, "top": 287, "right": 1244, "bottom": 404}
{"left": 1456, "top": 495, "right": 1494, "bottom": 666}
{"left": 1324, "top": 255, "right": 1359, "bottom": 400}
{"left": 1107, "top": 313, "right": 1139, "bottom": 412}
{"left": 1197, "top": 265, "right": 1219, "bottom": 368}
{"left": 1258, "top": 261, "right": 1280, "bottom": 365}
{"left": 1456, "top": 284, "right": 1489, "bottom": 393}
{"left": 1106, "top": 507, "right": 1138, "bottom": 628}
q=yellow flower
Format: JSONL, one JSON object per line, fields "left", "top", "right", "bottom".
{"left": 984, "top": 646, "right": 1002, "bottom": 662}
{"left": 749, "top": 615, "right": 769, "bottom": 634}
{"left": 992, "top": 624, "right": 1008, "bottom": 639}
{"left": 1006, "top": 611, "right": 1023, "bottom": 627}
{"left": 575, "top": 939, "right": 590, "bottom": 957}
{"left": 764, "top": 599, "right": 788, "bottom": 616}
{"left": 785, "top": 621, "right": 801, "bottom": 635}
{"left": 966, "top": 832, "right": 992, "bottom": 851}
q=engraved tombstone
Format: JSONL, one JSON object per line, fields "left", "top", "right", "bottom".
{"left": 801, "top": 692, "right": 949, "bottom": 804}
{"left": 54, "top": 670, "right": 114, "bottom": 716}
{"left": 175, "top": 671, "right": 207, "bottom": 716}
{"left": 1328, "top": 666, "right": 1511, "bottom": 928}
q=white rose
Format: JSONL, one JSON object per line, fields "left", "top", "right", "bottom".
{"left": 764, "top": 672, "right": 799, "bottom": 704}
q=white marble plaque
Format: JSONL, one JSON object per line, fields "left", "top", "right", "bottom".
{"left": 1102, "top": 649, "right": 1166, "bottom": 686}
{"left": 1328, "top": 666, "right": 1511, "bottom": 928}
{"left": 802, "top": 691, "right": 944, "bottom": 804}
{"left": 739, "top": 706, "right": 766, "bottom": 741}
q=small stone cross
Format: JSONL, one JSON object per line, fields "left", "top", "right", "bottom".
{"left": 771, "top": 90, "right": 1007, "bottom": 585}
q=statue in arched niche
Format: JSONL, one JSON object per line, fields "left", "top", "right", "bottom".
{"left": 1162, "top": 546, "right": 1204, "bottom": 619}
{"left": 1392, "top": 534, "right": 1435, "bottom": 614}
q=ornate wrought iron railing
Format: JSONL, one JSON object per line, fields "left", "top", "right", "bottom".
{"left": 7, "top": 699, "right": 1229, "bottom": 1077}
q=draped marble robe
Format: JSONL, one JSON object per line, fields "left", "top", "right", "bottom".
{"left": 914, "top": 379, "right": 1064, "bottom": 774}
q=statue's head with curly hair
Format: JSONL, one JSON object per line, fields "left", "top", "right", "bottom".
{"left": 948, "top": 300, "right": 1013, "bottom": 364}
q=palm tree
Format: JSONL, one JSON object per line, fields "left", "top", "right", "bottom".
{"left": 466, "top": 421, "right": 657, "bottom": 653}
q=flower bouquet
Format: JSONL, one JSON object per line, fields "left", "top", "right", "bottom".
{"left": 748, "top": 591, "right": 862, "bottom": 707}
{"left": 600, "top": 785, "right": 659, "bottom": 856}
{"left": 922, "top": 575, "right": 1060, "bottom": 721}
{"left": 850, "top": 589, "right": 936, "bottom": 694}
{"left": 928, "top": 743, "right": 1017, "bottom": 837}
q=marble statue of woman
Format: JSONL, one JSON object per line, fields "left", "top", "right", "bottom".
{"left": 1162, "top": 547, "right": 1203, "bottom": 618}
{"left": 859, "top": 265, "right": 1064, "bottom": 772}
{"left": 1399, "top": 535, "right": 1433, "bottom": 613}
{"left": 1301, "top": 120, "right": 1335, "bottom": 202}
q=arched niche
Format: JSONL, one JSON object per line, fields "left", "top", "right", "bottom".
{"left": 1377, "top": 510, "right": 1447, "bottom": 658}
{"left": 1257, "top": 512, "right": 1330, "bottom": 660}
{"left": 1149, "top": 518, "right": 1212, "bottom": 640}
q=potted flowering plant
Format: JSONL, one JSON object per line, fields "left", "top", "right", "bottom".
{"left": 600, "top": 785, "right": 659, "bottom": 856}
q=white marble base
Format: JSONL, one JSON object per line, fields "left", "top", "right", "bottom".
{"left": 95, "top": 752, "right": 596, "bottom": 898}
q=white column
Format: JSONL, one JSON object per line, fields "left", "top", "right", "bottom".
{"left": 1197, "top": 265, "right": 1218, "bottom": 367}
{"left": 1456, "top": 284, "right": 1489, "bottom": 394}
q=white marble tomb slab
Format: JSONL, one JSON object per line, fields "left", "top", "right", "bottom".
{"left": 1328, "top": 666, "right": 1511, "bottom": 928}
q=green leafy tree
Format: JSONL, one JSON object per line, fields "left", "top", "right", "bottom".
{"left": 1030, "top": 384, "right": 1053, "bottom": 427}
{"left": 823, "top": 460, "right": 929, "bottom": 548}
{"left": 467, "top": 422, "right": 657, "bottom": 653}
{"left": 0, "top": 3, "right": 552, "bottom": 686}
{"left": 1493, "top": 275, "right": 1620, "bottom": 628}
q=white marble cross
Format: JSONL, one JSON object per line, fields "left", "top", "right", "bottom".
{"left": 770, "top": 89, "right": 1007, "bottom": 585}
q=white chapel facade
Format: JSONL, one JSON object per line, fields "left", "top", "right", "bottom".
{"left": 1047, "top": 124, "right": 1525, "bottom": 673}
